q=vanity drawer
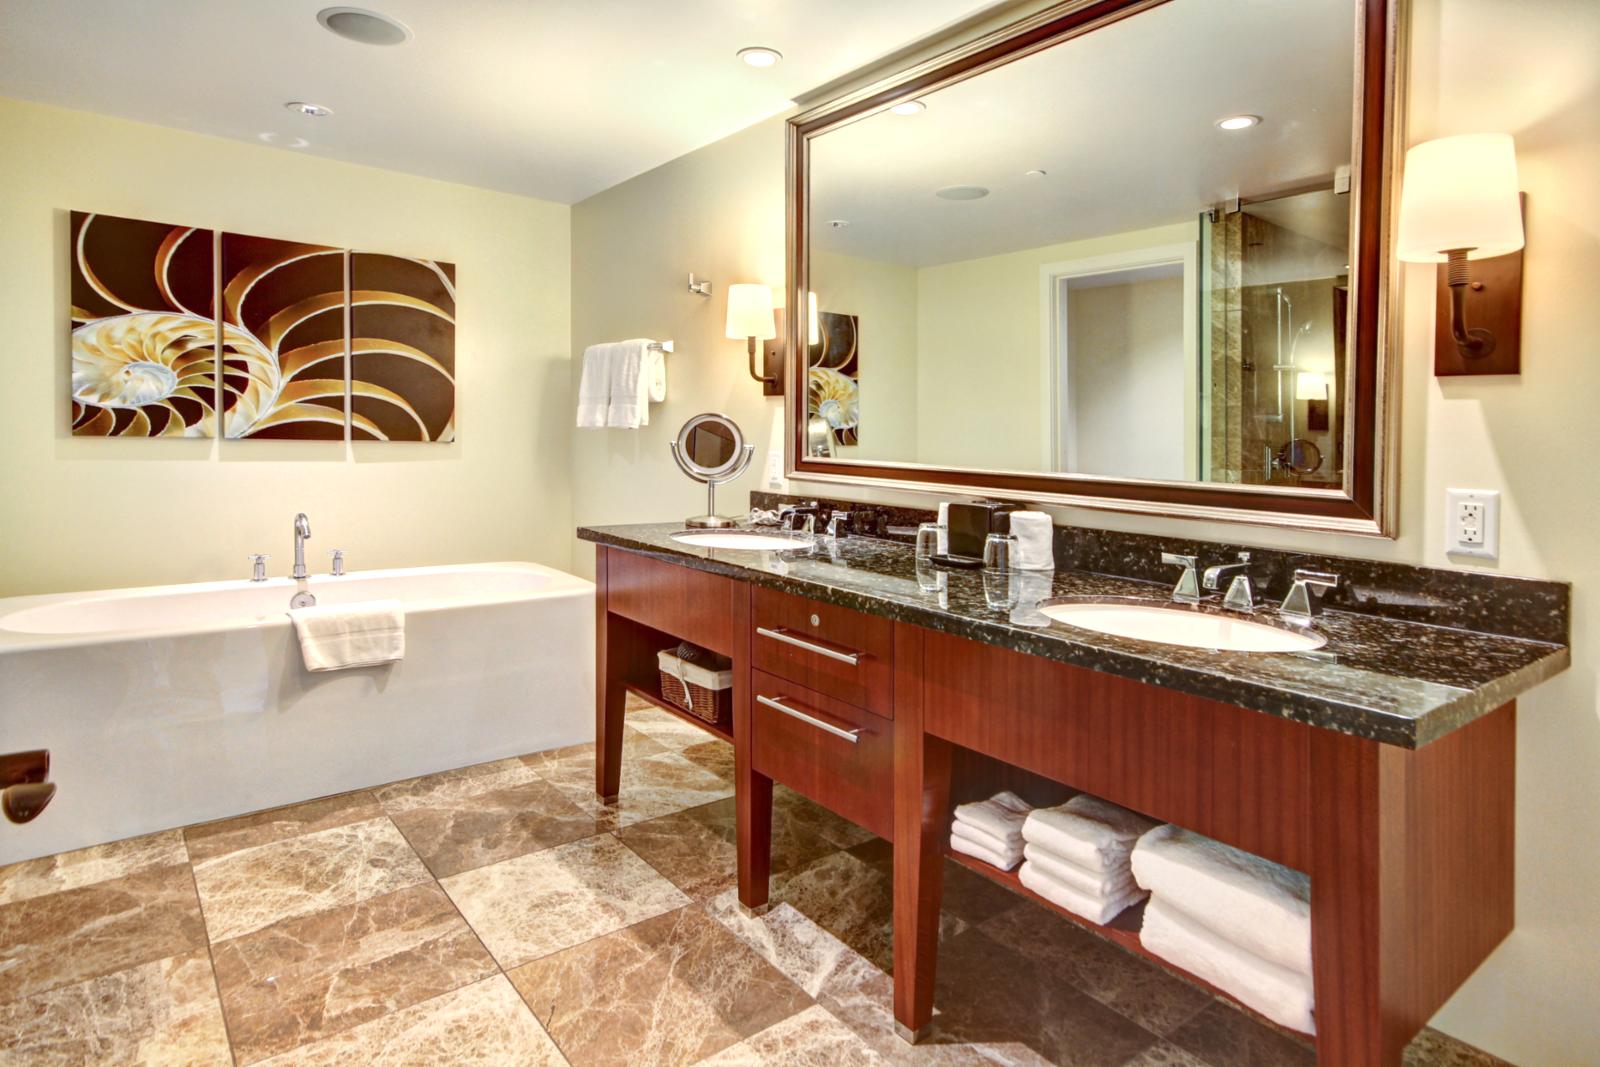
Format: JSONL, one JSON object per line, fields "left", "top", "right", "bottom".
{"left": 752, "top": 586, "right": 894, "bottom": 716}
{"left": 751, "top": 670, "right": 893, "bottom": 840}
{"left": 603, "top": 549, "right": 737, "bottom": 657}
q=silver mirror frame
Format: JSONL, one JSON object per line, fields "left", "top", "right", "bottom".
{"left": 784, "top": 0, "right": 1405, "bottom": 538}
{"left": 670, "top": 412, "right": 757, "bottom": 529}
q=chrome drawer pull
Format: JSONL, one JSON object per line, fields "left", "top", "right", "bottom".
{"left": 755, "top": 626, "right": 862, "bottom": 665}
{"left": 756, "top": 694, "right": 861, "bottom": 744}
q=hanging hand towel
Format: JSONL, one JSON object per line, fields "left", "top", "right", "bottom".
{"left": 1130, "top": 823, "right": 1312, "bottom": 976}
{"left": 604, "top": 339, "right": 651, "bottom": 428}
{"left": 1140, "top": 898, "right": 1315, "bottom": 1035}
{"left": 576, "top": 343, "right": 615, "bottom": 428}
{"left": 289, "top": 600, "right": 405, "bottom": 672}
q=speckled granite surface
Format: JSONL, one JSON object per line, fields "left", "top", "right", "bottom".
{"left": 579, "top": 522, "right": 1570, "bottom": 749}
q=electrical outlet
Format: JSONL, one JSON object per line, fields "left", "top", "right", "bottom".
{"left": 1446, "top": 489, "right": 1500, "bottom": 560}
{"left": 765, "top": 449, "right": 786, "bottom": 489}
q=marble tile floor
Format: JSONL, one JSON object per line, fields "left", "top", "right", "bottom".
{"left": 0, "top": 697, "right": 1513, "bottom": 1066}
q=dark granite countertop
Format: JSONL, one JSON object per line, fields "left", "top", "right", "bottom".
{"left": 579, "top": 522, "right": 1570, "bottom": 748}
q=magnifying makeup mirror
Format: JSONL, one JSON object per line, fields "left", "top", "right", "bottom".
{"left": 669, "top": 413, "right": 756, "bottom": 528}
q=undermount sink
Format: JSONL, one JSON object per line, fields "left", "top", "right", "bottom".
{"left": 670, "top": 530, "right": 816, "bottom": 551}
{"left": 1039, "top": 600, "right": 1326, "bottom": 653}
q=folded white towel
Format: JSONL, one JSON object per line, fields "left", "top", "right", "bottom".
{"left": 604, "top": 339, "right": 651, "bottom": 428}
{"left": 1009, "top": 511, "right": 1055, "bottom": 571}
{"left": 289, "top": 599, "right": 405, "bottom": 672}
{"left": 953, "top": 791, "right": 1031, "bottom": 847}
{"left": 951, "top": 832, "right": 1021, "bottom": 871}
{"left": 952, "top": 819, "right": 1022, "bottom": 862}
{"left": 576, "top": 343, "right": 614, "bottom": 428}
{"left": 1019, "top": 860, "right": 1146, "bottom": 925}
{"left": 1022, "top": 795, "right": 1161, "bottom": 873}
{"left": 1130, "top": 824, "right": 1311, "bottom": 976}
{"left": 1023, "top": 843, "right": 1137, "bottom": 899}
{"left": 1140, "top": 897, "right": 1315, "bottom": 1035}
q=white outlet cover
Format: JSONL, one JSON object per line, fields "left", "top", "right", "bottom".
{"left": 765, "top": 449, "right": 786, "bottom": 489}
{"left": 1446, "top": 488, "right": 1500, "bottom": 560}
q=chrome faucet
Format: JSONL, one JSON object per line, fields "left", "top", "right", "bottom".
{"left": 330, "top": 549, "right": 345, "bottom": 577}
{"left": 1280, "top": 569, "right": 1340, "bottom": 622}
{"left": 1203, "top": 552, "right": 1258, "bottom": 613}
{"left": 291, "top": 513, "right": 312, "bottom": 580}
{"left": 1160, "top": 552, "right": 1202, "bottom": 603}
{"left": 824, "top": 511, "right": 850, "bottom": 540}
{"left": 248, "top": 554, "right": 270, "bottom": 582}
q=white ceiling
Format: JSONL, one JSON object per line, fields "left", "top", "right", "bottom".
{"left": 0, "top": 0, "right": 1001, "bottom": 204}
{"left": 811, "top": 0, "right": 1356, "bottom": 268}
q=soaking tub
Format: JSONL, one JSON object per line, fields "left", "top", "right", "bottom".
{"left": 0, "top": 562, "right": 594, "bottom": 864}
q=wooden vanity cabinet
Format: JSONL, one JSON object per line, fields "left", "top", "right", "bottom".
{"left": 592, "top": 544, "right": 1518, "bottom": 1067}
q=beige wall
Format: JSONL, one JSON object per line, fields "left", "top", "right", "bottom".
{"left": 569, "top": 1, "right": 1600, "bottom": 1060}
{"left": 0, "top": 97, "right": 573, "bottom": 596}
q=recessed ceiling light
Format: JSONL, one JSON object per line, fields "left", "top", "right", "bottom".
{"left": 890, "top": 100, "right": 926, "bottom": 116}
{"left": 317, "top": 7, "right": 411, "bottom": 45}
{"left": 827, "top": 219, "right": 851, "bottom": 229}
{"left": 1216, "top": 114, "right": 1261, "bottom": 131}
{"left": 285, "top": 101, "right": 333, "bottom": 117}
{"left": 935, "top": 185, "right": 989, "bottom": 201}
{"left": 1025, "top": 168, "right": 1048, "bottom": 177}
{"left": 738, "top": 46, "right": 782, "bottom": 68}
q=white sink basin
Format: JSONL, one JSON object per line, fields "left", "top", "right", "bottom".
{"left": 670, "top": 530, "right": 815, "bottom": 551}
{"left": 1039, "top": 600, "right": 1326, "bottom": 653}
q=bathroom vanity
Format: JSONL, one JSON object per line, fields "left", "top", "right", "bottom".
{"left": 578, "top": 521, "right": 1569, "bottom": 1066}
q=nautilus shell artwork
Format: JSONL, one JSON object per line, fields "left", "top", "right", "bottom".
{"left": 70, "top": 213, "right": 218, "bottom": 436}
{"left": 806, "top": 311, "right": 860, "bottom": 446}
{"left": 69, "top": 211, "right": 457, "bottom": 442}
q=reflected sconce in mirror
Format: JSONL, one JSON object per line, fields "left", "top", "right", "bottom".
{"left": 1397, "top": 133, "right": 1526, "bottom": 376}
{"left": 725, "top": 283, "right": 778, "bottom": 393}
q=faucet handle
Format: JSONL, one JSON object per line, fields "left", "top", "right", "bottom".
{"left": 1280, "top": 569, "right": 1340, "bottom": 620}
{"left": 1160, "top": 552, "right": 1202, "bottom": 603}
{"left": 329, "top": 549, "right": 345, "bottom": 577}
{"left": 248, "top": 553, "right": 270, "bottom": 582}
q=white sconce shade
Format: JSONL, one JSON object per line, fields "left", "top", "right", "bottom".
{"left": 1296, "top": 372, "right": 1330, "bottom": 398}
{"left": 807, "top": 291, "right": 820, "bottom": 346}
{"left": 1397, "top": 134, "right": 1524, "bottom": 262}
{"left": 725, "top": 283, "right": 776, "bottom": 341}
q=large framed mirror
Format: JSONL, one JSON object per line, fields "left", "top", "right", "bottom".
{"left": 786, "top": 0, "right": 1401, "bottom": 536}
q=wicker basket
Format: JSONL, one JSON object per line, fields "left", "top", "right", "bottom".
{"left": 657, "top": 644, "right": 733, "bottom": 730}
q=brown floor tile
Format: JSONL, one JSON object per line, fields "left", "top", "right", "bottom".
{"left": 1121, "top": 1042, "right": 1212, "bottom": 1066}
{"left": 693, "top": 1003, "right": 888, "bottom": 1065}
{"left": 678, "top": 738, "right": 736, "bottom": 783}
{"left": 0, "top": 829, "right": 189, "bottom": 905}
{"left": 212, "top": 882, "right": 497, "bottom": 1065}
{"left": 254, "top": 974, "right": 566, "bottom": 1066}
{"left": 979, "top": 903, "right": 1213, "bottom": 1037}
{"left": 0, "top": 862, "right": 207, "bottom": 1004}
{"left": 185, "top": 791, "right": 384, "bottom": 864}
{"left": 508, "top": 904, "right": 812, "bottom": 1067}
{"left": 440, "top": 833, "right": 688, "bottom": 969}
{"left": 0, "top": 948, "right": 230, "bottom": 1065}
{"left": 192, "top": 817, "right": 432, "bottom": 943}
{"left": 528, "top": 747, "right": 734, "bottom": 831}
{"left": 770, "top": 846, "right": 897, "bottom": 973}
{"left": 1164, "top": 1001, "right": 1315, "bottom": 1067}
{"left": 386, "top": 775, "right": 600, "bottom": 878}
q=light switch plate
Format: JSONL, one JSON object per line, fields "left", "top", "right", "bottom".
{"left": 1446, "top": 489, "right": 1500, "bottom": 560}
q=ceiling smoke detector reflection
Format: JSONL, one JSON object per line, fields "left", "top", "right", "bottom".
{"left": 935, "top": 185, "right": 989, "bottom": 201}
{"left": 826, "top": 219, "right": 851, "bottom": 229}
{"left": 285, "top": 101, "right": 333, "bottom": 117}
{"left": 1215, "top": 114, "right": 1261, "bottom": 130}
{"left": 890, "top": 100, "right": 926, "bottom": 115}
{"left": 738, "top": 47, "right": 782, "bottom": 68}
{"left": 317, "top": 7, "right": 412, "bottom": 46}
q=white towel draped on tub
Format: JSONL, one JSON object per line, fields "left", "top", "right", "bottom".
{"left": 289, "top": 599, "right": 405, "bottom": 672}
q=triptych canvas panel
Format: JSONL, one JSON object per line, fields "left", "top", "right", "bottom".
{"left": 69, "top": 211, "right": 456, "bottom": 441}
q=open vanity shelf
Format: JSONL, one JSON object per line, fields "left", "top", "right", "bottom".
{"left": 621, "top": 681, "right": 733, "bottom": 744}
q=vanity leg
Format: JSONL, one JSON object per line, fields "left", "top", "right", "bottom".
{"left": 893, "top": 624, "right": 948, "bottom": 1041}
{"left": 594, "top": 547, "right": 625, "bottom": 801}
{"left": 733, "top": 582, "right": 773, "bottom": 911}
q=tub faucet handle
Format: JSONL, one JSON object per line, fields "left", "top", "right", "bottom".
{"left": 330, "top": 549, "right": 345, "bottom": 577}
{"left": 248, "top": 554, "right": 270, "bottom": 582}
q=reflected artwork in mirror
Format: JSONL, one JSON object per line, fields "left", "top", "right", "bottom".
{"left": 789, "top": 0, "right": 1400, "bottom": 535}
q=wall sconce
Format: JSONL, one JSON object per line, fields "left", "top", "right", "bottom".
{"left": 1397, "top": 133, "right": 1526, "bottom": 376}
{"left": 725, "top": 283, "right": 778, "bottom": 391}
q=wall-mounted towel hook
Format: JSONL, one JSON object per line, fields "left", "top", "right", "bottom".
{"left": 687, "top": 273, "right": 712, "bottom": 297}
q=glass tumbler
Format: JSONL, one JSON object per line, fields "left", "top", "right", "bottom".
{"left": 915, "top": 522, "right": 941, "bottom": 562}
{"left": 983, "top": 533, "right": 1017, "bottom": 572}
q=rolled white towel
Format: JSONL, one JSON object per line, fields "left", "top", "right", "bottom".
{"left": 953, "top": 791, "right": 1031, "bottom": 849}
{"left": 289, "top": 599, "right": 405, "bottom": 672}
{"left": 1022, "top": 795, "right": 1161, "bottom": 873}
{"left": 1009, "top": 511, "right": 1055, "bottom": 571}
{"left": 1023, "top": 844, "right": 1137, "bottom": 899}
{"left": 1130, "top": 824, "right": 1311, "bottom": 977}
{"left": 1140, "top": 897, "right": 1315, "bottom": 1035}
{"left": 1019, "top": 860, "right": 1146, "bottom": 925}
{"left": 951, "top": 832, "right": 1021, "bottom": 871}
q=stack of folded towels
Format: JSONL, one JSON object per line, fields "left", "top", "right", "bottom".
{"left": 1131, "top": 824, "right": 1314, "bottom": 1035}
{"left": 949, "top": 791, "right": 1032, "bottom": 870}
{"left": 1018, "top": 794, "right": 1158, "bottom": 924}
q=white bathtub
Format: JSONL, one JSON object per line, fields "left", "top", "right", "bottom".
{"left": 0, "top": 562, "right": 595, "bottom": 864}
